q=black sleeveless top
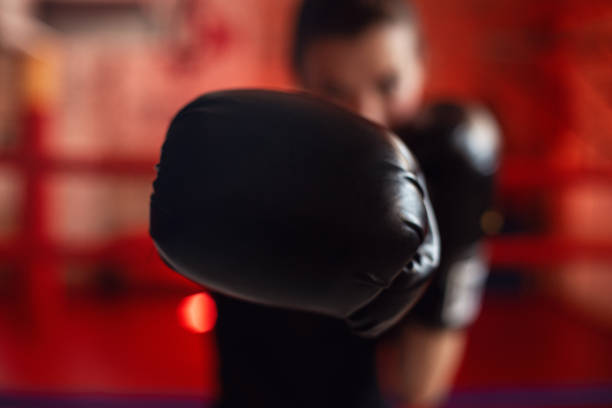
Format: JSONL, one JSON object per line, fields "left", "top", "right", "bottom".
{"left": 213, "top": 293, "right": 390, "bottom": 408}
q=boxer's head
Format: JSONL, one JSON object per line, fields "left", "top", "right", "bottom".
{"left": 293, "top": 0, "right": 425, "bottom": 126}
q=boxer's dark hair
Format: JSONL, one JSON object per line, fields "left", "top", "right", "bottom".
{"left": 292, "top": 0, "right": 422, "bottom": 75}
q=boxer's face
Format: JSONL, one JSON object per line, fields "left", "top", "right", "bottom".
{"left": 299, "top": 22, "right": 424, "bottom": 127}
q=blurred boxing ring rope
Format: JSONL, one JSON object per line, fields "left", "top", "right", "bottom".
{"left": 2, "top": 148, "right": 612, "bottom": 269}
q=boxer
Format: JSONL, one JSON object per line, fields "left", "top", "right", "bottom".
{"left": 155, "top": 0, "right": 501, "bottom": 406}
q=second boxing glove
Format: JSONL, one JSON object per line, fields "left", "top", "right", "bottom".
{"left": 395, "top": 101, "right": 502, "bottom": 328}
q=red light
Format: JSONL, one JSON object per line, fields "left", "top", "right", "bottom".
{"left": 178, "top": 292, "right": 217, "bottom": 334}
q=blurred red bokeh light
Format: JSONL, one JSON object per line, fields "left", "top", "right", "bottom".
{"left": 178, "top": 292, "right": 218, "bottom": 334}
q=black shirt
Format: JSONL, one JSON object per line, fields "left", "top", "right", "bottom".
{"left": 213, "top": 293, "right": 389, "bottom": 408}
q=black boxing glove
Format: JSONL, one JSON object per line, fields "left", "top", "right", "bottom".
{"left": 394, "top": 102, "right": 501, "bottom": 329}
{"left": 150, "top": 89, "right": 439, "bottom": 337}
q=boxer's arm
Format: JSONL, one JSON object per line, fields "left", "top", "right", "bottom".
{"left": 377, "top": 324, "right": 467, "bottom": 406}
{"left": 377, "top": 256, "right": 487, "bottom": 405}
{"left": 377, "top": 245, "right": 488, "bottom": 406}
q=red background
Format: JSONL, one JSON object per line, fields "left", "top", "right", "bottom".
{"left": 0, "top": 0, "right": 611, "bottom": 406}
